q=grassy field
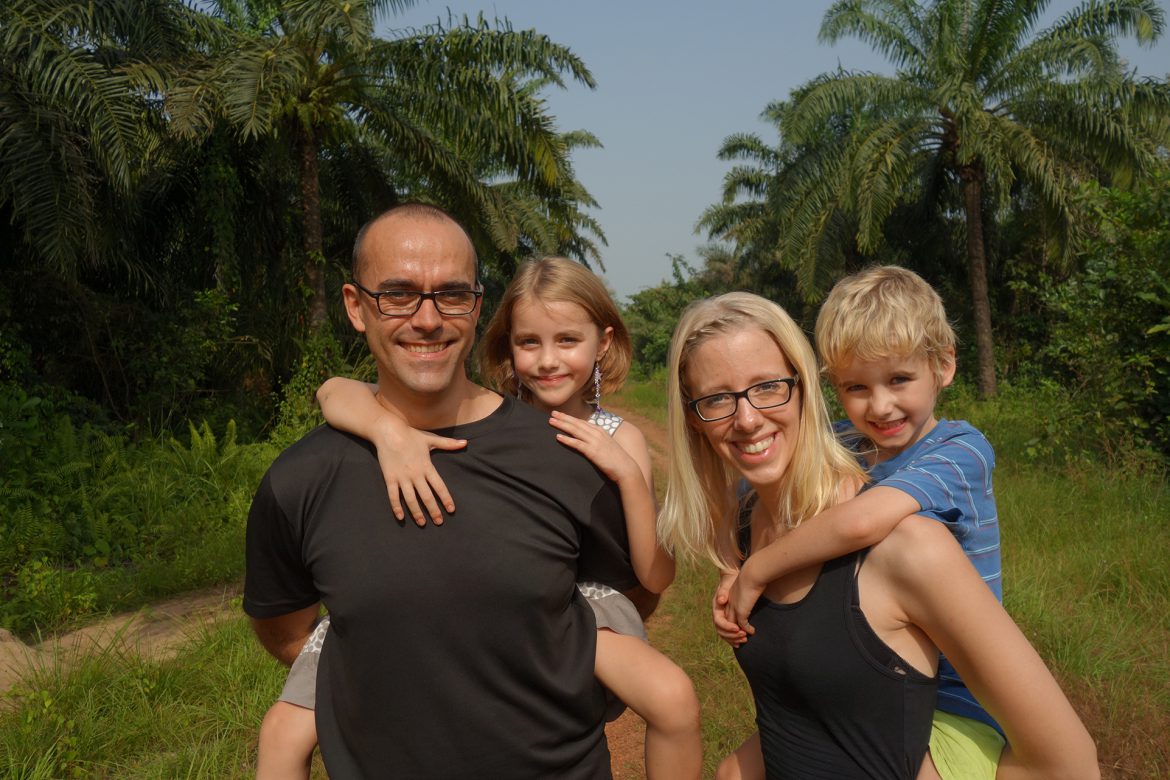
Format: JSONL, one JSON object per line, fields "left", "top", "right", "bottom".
{"left": 1, "top": 379, "right": 1167, "bottom": 777}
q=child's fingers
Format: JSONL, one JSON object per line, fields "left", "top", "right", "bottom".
{"left": 399, "top": 485, "right": 431, "bottom": 527}
{"left": 548, "top": 411, "right": 605, "bottom": 438}
{"left": 426, "top": 471, "right": 456, "bottom": 515}
{"left": 728, "top": 605, "right": 756, "bottom": 636}
{"left": 423, "top": 433, "right": 467, "bottom": 453}
{"left": 412, "top": 476, "right": 446, "bottom": 525}
{"left": 554, "top": 432, "right": 586, "bottom": 452}
{"left": 716, "top": 629, "right": 747, "bottom": 647}
{"left": 385, "top": 483, "right": 407, "bottom": 523}
{"left": 548, "top": 414, "right": 598, "bottom": 442}
{"left": 712, "top": 609, "right": 742, "bottom": 634}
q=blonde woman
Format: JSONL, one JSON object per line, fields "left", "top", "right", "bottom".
{"left": 659, "top": 292, "right": 1096, "bottom": 780}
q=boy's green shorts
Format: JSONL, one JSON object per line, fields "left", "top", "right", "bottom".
{"left": 929, "top": 710, "right": 1006, "bottom": 780}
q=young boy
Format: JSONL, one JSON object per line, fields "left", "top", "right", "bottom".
{"left": 714, "top": 265, "right": 1005, "bottom": 780}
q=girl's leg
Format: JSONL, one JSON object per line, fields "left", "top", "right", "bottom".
{"left": 256, "top": 701, "right": 317, "bottom": 780}
{"left": 595, "top": 630, "right": 701, "bottom": 780}
{"left": 715, "top": 731, "right": 765, "bottom": 780}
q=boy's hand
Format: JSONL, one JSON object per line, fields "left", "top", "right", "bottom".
{"left": 713, "top": 571, "right": 749, "bottom": 647}
{"left": 373, "top": 419, "right": 466, "bottom": 526}
{"left": 548, "top": 411, "right": 640, "bottom": 484}
{"left": 724, "top": 559, "right": 764, "bottom": 638}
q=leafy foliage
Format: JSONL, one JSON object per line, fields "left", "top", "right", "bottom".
{"left": 622, "top": 255, "right": 716, "bottom": 373}
{"left": 0, "top": 384, "right": 277, "bottom": 636}
{"left": 1035, "top": 174, "right": 1170, "bottom": 459}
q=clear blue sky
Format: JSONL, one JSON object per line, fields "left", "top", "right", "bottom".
{"left": 381, "top": 1, "right": 1169, "bottom": 300}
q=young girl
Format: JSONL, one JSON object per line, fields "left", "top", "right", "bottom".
{"left": 256, "top": 257, "right": 701, "bottom": 780}
{"left": 659, "top": 292, "right": 1097, "bottom": 779}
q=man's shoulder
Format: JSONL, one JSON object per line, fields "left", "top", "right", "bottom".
{"left": 273, "top": 423, "right": 366, "bottom": 459}
{"left": 264, "top": 424, "right": 372, "bottom": 485}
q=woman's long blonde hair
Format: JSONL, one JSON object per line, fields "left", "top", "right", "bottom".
{"left": 658, "top": 293, "right": 865, "bottom": 571}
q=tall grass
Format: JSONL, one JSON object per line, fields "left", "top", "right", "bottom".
{"left": 0, "top": 616, "right": 285, "bottom": 779}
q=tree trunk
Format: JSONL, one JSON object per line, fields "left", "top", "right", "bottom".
{"left": 961, "top": 172, "right": 997, "bottom": 398}
{"left": 298, "top": 127, "right": 328, "bottom": 333}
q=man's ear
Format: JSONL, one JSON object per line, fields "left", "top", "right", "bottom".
{"left": 342, "top": 284, "right": 368, "bottom": 334}
{"left": 938, "top": 347, "right": 956, "bottom": 389}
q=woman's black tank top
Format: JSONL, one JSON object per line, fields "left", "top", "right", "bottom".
{"left": 734, "top": 511, "right": 937, "bottom": 778}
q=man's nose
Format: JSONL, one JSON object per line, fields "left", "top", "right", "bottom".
{"left": 410, "top": 295, "right": 443, "bottom": 331}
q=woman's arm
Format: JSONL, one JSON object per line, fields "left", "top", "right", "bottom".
{"left": 883, "top": 518, "right": 1099, "bottom": 780}
{"left": 316, "top": 377, "right": 466, "bottom": 526}
{"left": 724, "top": 486, "right": 919, "bottom": 633}
{"left": 548, "top": 411, "right": 675, "bottom": 593}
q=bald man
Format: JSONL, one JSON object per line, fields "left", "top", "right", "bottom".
{"left": 244, "top": 204, "right": 630, "bottom": 778}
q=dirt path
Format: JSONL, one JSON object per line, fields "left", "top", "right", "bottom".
{"left": 0, "top": 402, "right": 667, "bottom": 775}
{"left": 0, "top": 584, "right": 243, "bottom": 703}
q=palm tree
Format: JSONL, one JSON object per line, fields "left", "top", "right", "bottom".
{"left": 699, "top": 97, "right": 869, "bottom": 305}
{"left": 0, "top": 0, "right": 197, "bottom": 280}
{"left": 170, "top": 1, "right": 596, "bottom": 332}
{"left": 759, "top": 0, "right": 1170, "bottom": 396}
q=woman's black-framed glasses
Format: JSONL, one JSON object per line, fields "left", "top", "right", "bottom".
{"left": 352, "top": 280, "right": 482, "bottom": 316}
{"left": 688, "top": 376, "right": 800, "bottom": 422}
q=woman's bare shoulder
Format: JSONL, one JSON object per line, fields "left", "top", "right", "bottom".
{"left": 867, "top": 514, "right": 966, "bottom": 586}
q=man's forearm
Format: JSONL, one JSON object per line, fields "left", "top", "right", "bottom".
{"left": 250, "top": 603, "right": 322, "bottom": 666}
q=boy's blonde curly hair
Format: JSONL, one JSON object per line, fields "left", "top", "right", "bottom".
{"left": 815, "top": 265, "right": 956, "bottom": 386}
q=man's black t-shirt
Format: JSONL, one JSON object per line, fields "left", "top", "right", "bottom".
{"left": 244, "top": 396, "right": 630, "bottom": 778}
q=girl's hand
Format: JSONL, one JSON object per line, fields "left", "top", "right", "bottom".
{"left": 372, "top": 418, "right": 466, "bottom": 526}
{"left": 548, "top": 410, "right": 639, "bottom": 484}
{"left": 713, "top": 571, "right": 749, "bottom": 647}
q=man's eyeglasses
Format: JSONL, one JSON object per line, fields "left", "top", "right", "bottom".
{"left": 352, "top": 281, "right": 482, "bottom": 316}
{"left": 688, "top": 376, "right": 800, "bottom": 422}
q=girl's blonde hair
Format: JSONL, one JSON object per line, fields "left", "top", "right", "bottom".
{"left": 659, "top": 292, "right": 865, "bottom": 571}
{"left": 479, "top": 257, "right": 632, "bottom": 402}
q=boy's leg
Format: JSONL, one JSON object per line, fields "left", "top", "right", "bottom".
{"left": 926, "top": 710, "right": 1004, "bottom": 780}
{"left": 257, "top": 701, "right": 317, "bottom": 780}
{"left": 594, "top": 630, "right": 701, "bottom": 780}
{"left": 714, "top": 731, "right": 764, "bottom": 780}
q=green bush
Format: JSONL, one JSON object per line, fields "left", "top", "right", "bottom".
{"left": 0, "top": 383, "right": 277, "bottom": 636}
{"left": 1033, "top": 176, "right": 1170, "bottom": 461}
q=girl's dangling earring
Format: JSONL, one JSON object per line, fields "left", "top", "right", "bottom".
{"left": 509, "top": 367, "right": 524, "bottom": 400}
{"left": 591, "top": 362, "right": 603, "bottom": 410}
